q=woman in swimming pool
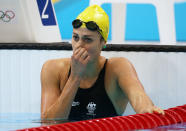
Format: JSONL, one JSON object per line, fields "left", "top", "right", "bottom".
{"left": 41, "top": 5, "right": 164, "bottom": 121}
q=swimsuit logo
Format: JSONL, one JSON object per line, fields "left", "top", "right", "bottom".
{"left": 86, "top": 102, "right": 96, "bottom": 116}
{"left": 72, "top": 101, "right": 80, "bottom": 106}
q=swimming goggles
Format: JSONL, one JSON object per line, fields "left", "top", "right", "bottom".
{"left": 72, "top": 19, "right": 102, "bottom": 32}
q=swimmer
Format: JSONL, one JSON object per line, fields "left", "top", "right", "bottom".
{"left": 41, "top": 5, "right": 164, "bottom": 121}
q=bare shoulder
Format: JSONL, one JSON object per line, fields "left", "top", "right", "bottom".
{"left": 107, "top": 57, "right": 133, "bottom": 72}
{"left": 108, "top": 57, "right": 131, "bottom": 64}
{"left": 41, "top": 58, "right": 71, "bottom": 80}
{"left": 42, "top": 58, "right": 70, "bottom": 72}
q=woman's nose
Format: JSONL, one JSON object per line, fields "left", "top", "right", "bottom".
{"left": 75, "top": 39, "right": 85, "bottom": 48}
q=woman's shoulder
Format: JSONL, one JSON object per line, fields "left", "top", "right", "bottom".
{"left": 42, "top": 58, "right": 71, "bottom": 74}
{"left": 106, "top": 57, "right": 134, "bottom": 74}
{"left": 107, "top": 57, "right": 132, "bottom": 67}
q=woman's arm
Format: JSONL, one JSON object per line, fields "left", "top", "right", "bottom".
{"left": 41, "top": 60, "right": 81, "bottom": 120}
{"left": 113, "top": 57, "right": 164, "bottom": 114}
{"left": 41, "top": 47, "right": 91, "bottom": 120}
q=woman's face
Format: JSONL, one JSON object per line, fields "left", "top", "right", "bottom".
{"left": 72, "top": 27, "right": 105, "bottom": 61}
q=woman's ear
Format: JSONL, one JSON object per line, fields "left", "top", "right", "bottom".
{"left": 103, "top": 44, "right": 106, "bottom": 49}
{"left": 101, "top": 41, "right": 106, "bottom": 50}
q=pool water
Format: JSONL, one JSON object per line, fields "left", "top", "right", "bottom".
{"left": 0, "top": 113, "right": 41, "bottom": 130}
{"left": 152, "top": 122, "right": 186, "bottom": 130}
{"left": 0, "top": 113, "right": 73, "bottom": 130}
{"left": 0, "top": 113, "right": 186, "bottom": 130}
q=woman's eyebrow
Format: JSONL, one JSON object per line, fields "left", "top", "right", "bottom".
{"left": 72, "top": 32, "right": 78, "bottom": 35}
{"left": 72, "top": 32, "right": 94, "bottom": 38}
{"left": 83, "top": 35, "right": 94, "bottom": 38}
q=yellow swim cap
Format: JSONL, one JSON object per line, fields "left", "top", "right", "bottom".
{"left": 76, "top": 5, "right": 109, "bottom": 42}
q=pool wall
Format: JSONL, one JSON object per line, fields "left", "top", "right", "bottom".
{"left": 0, "top": 49, "right": 185, "bottom": 115}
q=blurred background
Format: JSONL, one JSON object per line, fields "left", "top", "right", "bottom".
{"left": 52, "top": 0, "right": 186, "bottom": 44}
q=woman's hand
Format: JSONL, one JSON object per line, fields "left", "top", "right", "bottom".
{"left": 71, "top": 46, "right": 90, "bottom": 78}
{"left": 151, "top": 106, "right": 165, "bottom": 115}
{"left": 140, "top": 105, "right": 165, "bottom": 115}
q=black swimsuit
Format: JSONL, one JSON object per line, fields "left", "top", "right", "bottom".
{"left": 68, "top": 59, "right": 118, "bottom": 121}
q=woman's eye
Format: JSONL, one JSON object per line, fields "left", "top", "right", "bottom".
{"left": 84, "top": 38, "right": 93, "bottom": 43}
{"left": 73, "top": 35, "right": 79, "bottom": 41}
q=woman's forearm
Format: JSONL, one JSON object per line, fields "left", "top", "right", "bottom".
{"left": 129, "top": 90, "right": 154, "bottom": 114}
{"left": 41, "top": 76, "right": 81, "bottom": 120}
